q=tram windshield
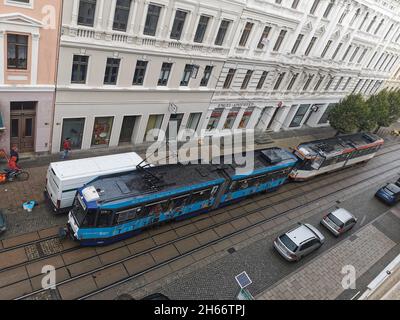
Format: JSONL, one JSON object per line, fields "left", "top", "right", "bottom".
{"left": 72, "top": 197, "right": 87, "bottom": 226}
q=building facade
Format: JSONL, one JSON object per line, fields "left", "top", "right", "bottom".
{"left": 52, "top": 0, "right": 400, "bottom": 154}
{"left": 204, "top": 0, "right": 400, "bottom": 136}
{"left": 51, "top": 0, "right": 243, "bottom": 153}
{"left": 0, "top": 0, "right": 62, "bottom": 154}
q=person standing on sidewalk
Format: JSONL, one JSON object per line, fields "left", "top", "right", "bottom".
{"left": 61, "top": 138, "right": 72, "bottom": 160}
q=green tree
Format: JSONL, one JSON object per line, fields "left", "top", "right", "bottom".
{"left": 387, "top": 90, "right": 400, "bottom": 125}
{"left": 367, "top": 90, "right": 391, "bottom": 130}
{"left": 328, "top": 94, "right": 374, "bottom": 134}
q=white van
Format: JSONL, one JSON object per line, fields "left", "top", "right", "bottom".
{"left": 45, "top": 152, "right": 145, "bottom": 214}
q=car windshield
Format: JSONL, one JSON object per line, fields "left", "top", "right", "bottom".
{"left": 385, "top": 184, "right": 400, "bottom": 194}
{"left": 327, "top": 213, "right": 344, "bottom": 228}
{"left": 279, "top": 234, "right": 298, "bottom": 252}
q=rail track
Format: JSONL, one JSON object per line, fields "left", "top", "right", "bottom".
{"left": 1, "top": 143, "right": 397, "bottom": 300}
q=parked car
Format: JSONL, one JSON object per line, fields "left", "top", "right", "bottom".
{"left": 375, "top": 183, "right": 400, "bottom": 205}
{"left": 274, "top": 223, "right": 325, "bottom": 262}
{"left": 321, "top": 208, "right": 357, "bottom": 237}
{"left": 0, "top": 210, "right": 6, "bottom": 235}
{"left": 141, "top": 293, "right": 170, "bottom": 300}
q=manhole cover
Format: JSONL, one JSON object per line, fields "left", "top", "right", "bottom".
{"left": 25, "top": 244, "right": 41, "bottom": 260}
{"left": 227, "top": 248, "right": 237, "bottom": 254}
{"left": 40, "top": 238, "right": 63, "bottom": 256}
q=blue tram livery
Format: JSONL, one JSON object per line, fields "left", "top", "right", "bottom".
{"left": 66, "top": 148, "right": 298, "bottom": 246}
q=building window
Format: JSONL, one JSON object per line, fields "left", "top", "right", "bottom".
{"left": 352, "top": 79, "right": 363, "bottom": 93}
{"left": 239, "top": 22, "right": 254, "bottom": 47}
{"left": 241, "top": 70, "right": 253, "bottom": 90}
{"left": 113, "top": 0, "right": 131, "bottom": 32}
{"left": 143, "top": 4, "right": 161, "bottom": 36}
{"left": 181, "top": 64, "right": 194, "bottom": 86}
{"left": 224, "top": 108, "right": 240, "bottom": 129}
{"left": 132, "top": 60, "right": 148, "bottom": 85}
{"left": 170, "top": 10, "right": 187, "bottom": 40}
{"left": 291, "top": 0, "right": 300, "bottom": 9}
{"left": 321, "top": 40, "right": 332, "bottom": 58}
{"left": 194, "top": 16, "right": 210, "bottom": 43}
{"left": 350, "top": 9, "right": 360, "bottom": 27}
{"left": 334, "top": 76, "right": 344, "bottom": 90}
{"left": 291, "top": 34, "right": 304, "bottom": 54}
{"left": 274, "top": 72, "right": 286, "bottom": 90}
{"left": 92, "top": 117, "right": 114, "bottom": 147}
{"left": 287, "top": 73, "right": 299, "bottom": 90}
{"left": 349, "top": 47, "right": 360, "bottom": 63}
{"left": 303, "top": 75, "right": 314, "bottom": 91}
{"left": 357, "top": 49, "right": 368, "bottom": 63}
{"left": 384, "top": 24, "right": 394, "bottom": 40}
{"left": 367, "top": 51, "right": 377, "bottom": 68}
{"left": 215, "top": 20, "right": 231, "bottom": 46}
{"left": 223, "top": 69, "right": 236, "bottom": 89}
{"left": 7, "top": 34, "right": 28, "bottom": 69}
{"left": 310, "top": 0, "right": 320, "bottom": 15}
{"left": 331, "top": 42, "right": 343, "bottom": 60}
{"left": 375, "top": 19, "right": 384, "bottom": 35}
{"left": 323, "top": 0, "right": 334, "bottom": 19}
{"left": 78, "top": 0, "right": 97, "bottom": 27}
{"left": 341, "top": 45, "right": 352, "bottom": 61}
{"left": 338, "top": 10, "right": 348, "bottom": 24}
{"left": 256, "top": 71, "right": 268, "bottom": 90}
{"left": 304, "top": 37, "right": 317, "bottom": 56}
{"left": 200, "top": 66, "right": 213, "bottom": 87}
{"left": 342, "top": 77, "right": 352, "bottom": 90}
{"left": 145, "top": 114, "right": 164, "bottom": 141}
{"left": 238, "top": 107, "right": 254, "bottom": 129}
{"left": 186, "top": 113, "right": 202, "bottom": 132}
{"left": 257, "top": 26, "right": 271, "bottom": 49}
{"left": 104, "top": 58, "right": 120, "bottom": 85}
{"left": 158, "top": 62, "right": 173, "bottom": 86}
{"left": 290, "top": 104, "right": 310, "bottom": 127}
{"left": 207, "top": 109, "right": 223, "bottom": 130}
{"left": 318, "top": 103, "right": 336, "bottom": 124}
{"left": 325, "top": 76, "right": 334, "bottom": 91}
{"left": 366, "top": 16, "right": 377, "bottom": 33}
{"left": 359, "top": 12, "right": 369, "bottom": 30}
{"left": 273, "top": 30, "right": 287, "bottom": 52}
{"left": 71, "top": 55, "right": 89, "bottom": 84}
{"left": 314, "top": 75, "right": 325, "bottom": 91}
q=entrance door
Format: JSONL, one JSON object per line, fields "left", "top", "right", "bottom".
{"left": 10, "top": 102, "right": 36, "bottom": 152}
{"left": 119, "top": 116, "right": 138, "bottom": 145}
{"left": 61, "top": 118, "right": 85, "bottom": 150}
{"left": 166, "top": 113, "right": 184, "bottom": 140}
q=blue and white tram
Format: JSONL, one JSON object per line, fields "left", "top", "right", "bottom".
{"left": 290, "top": 133, "right": 384, "bottom": 181}
{"left": 66, "top": 148, "right": 298, "bottom": 246}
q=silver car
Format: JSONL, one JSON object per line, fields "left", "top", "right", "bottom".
{"left": 274, "top": 223, "right": 325, "bottom": 262}
{"left": 321, "top": 208, "right": 357, "bottom": 237}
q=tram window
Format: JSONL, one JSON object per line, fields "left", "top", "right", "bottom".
{"left": 97, "top": 210, "right": 113, "bottom": 228}
{"left": 145, "top": 201, "right": 168, "bottom": 216}
{"left": 189, "top": 189, "right": 213, "bottom": 204}
{"left": 168, "top": 195, "right": 189, "bottom": 211}
{"left": 311, "top": 156, "right": 324, "bottom": 170}
{"left": 81, "top": 210, "right": 96, "bottom": 227}
{"left": 117, "top": 207, "right": 142, "bottom": 224}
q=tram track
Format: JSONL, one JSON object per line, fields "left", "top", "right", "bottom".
{"left": 7, "top": 148, "right": 400, "bottom": 300}
{"left": 0, "top": 141, "right": 400, "bottom": 290}
{"left": 1, "top": 141, "right": 399, "bottom": 275}
{"left": 1, "top": 140, "right": 399, "bottom": 259}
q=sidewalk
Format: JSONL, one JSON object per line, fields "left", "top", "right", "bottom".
{"left": 256, "top": 206, "right": 400, "bottom": 300}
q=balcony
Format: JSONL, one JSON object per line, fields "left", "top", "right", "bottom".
{"left": 61, "top": 26, "right": 230, "bottom": 58}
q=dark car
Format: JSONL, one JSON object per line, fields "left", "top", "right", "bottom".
{"left": 142, "top": 293, "right": 170, "bottom": 300}
{"left": 0, "top": 210, "right": 6, "bottom": 235}
{"left": 375, "top": 183, "right": 400, "bottom": 205}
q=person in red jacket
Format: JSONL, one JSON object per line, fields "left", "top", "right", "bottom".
{"left": 61, "top": 138, "right": 72, "bottom": 160}
{"left": 6, "top": 156, "right": 21, "bottom": 181}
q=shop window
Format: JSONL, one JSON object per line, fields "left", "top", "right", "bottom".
{"left": 91, "top": 117, "right": 114, "bottom": 147}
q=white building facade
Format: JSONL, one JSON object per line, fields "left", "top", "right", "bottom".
{"left": 53, "top": 0, "right": 400, "bottom": 153}
{"left": 204, "top": 0, "right": 400, "bottom": 136}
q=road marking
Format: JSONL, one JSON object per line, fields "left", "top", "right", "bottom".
{"left": 350, "top": 291, "right": 361, "bottom": 300}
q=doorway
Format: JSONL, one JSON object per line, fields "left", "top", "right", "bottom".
{"left": 119, "top": 116, "right": 139, "bottom": 145}
{"left": 10, "top": 102, "right": 36, "bottom": 153}
{"left": 166, "top": 113, "right": 184, "bottom": 140}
